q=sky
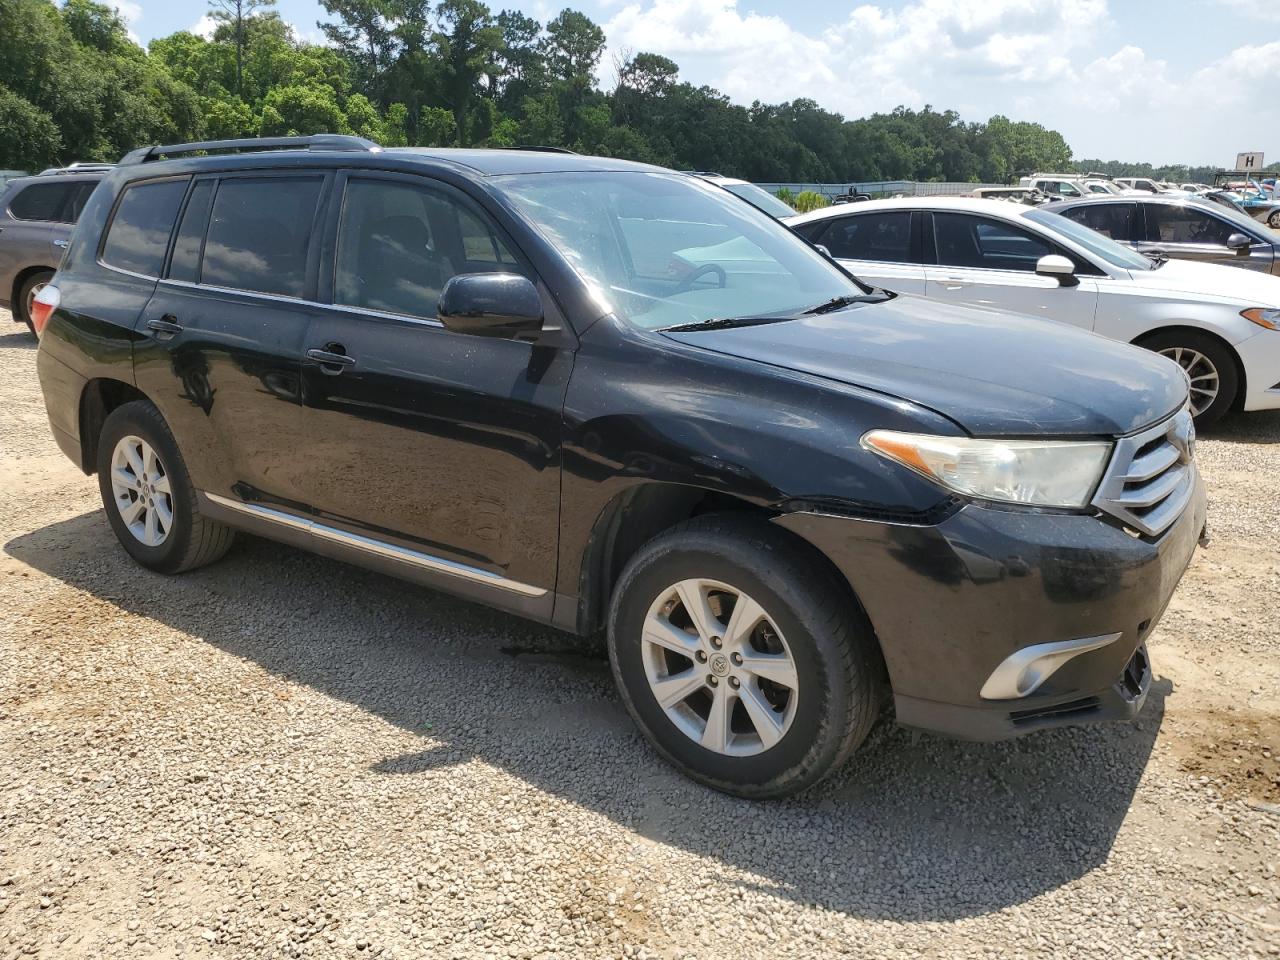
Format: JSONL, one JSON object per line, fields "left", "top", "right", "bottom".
{"left": 109, "top": 0, "right": 1278, "bottom": 167}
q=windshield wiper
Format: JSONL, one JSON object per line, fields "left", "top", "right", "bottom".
{"left": 1143, "top": 250, "right": 1170, "bottom": 268}
{"left": 798, "top": 291, "right": 893, "bottom": 315}
{"left": 656, "top": 315, "right": 794, "bottom": 333}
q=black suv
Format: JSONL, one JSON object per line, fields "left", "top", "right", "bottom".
{"left": 36, "top": 136, "right": 1207, "bottom": 797}
{"left": 0, "top": 165, "right": 109, "bottom": 333}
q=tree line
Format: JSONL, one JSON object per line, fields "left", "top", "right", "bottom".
{"left": 0, "top": 0, "right": 1254, "bottom": 185}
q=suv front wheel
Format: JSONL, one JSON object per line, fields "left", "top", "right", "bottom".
{"left": 96, "top": 400, "right": 235, "bottom": 573}
{"left": 608, "top": 515, "right": 883, "bottom": 798}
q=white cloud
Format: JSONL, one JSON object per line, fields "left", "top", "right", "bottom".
{"left": 108, "top": 0, "right": 142, "bottom": 43}
{"left": 600, "top": 0, "right": 1280, "bottom": 165}
{"left": 190, "top": 14, "right": 218, "bottom": 40}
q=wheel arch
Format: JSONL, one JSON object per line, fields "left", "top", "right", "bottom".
{"left": 1131, "top": 324, "right": 1246, "bottom": 409}
{"left": 79, "top": 378, "right": 150, "bottom": 475}
{"left": 11, "top": 264, "right": 56, "bottom": 318}
{"left": 572, "top": 484, "right": 886, "bottom": 674}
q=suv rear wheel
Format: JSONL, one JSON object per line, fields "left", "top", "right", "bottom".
{"left": 607, "top": 515, "right": 883, "bottom": 798}
{"left": 16, "top": 270, "right": 53, "bottom": 336}
{"left": 96, "top": 400, "right": 235, "bottom": 573}
{"left": 1137, "top": 330, "right": 1239, "bottom": 427}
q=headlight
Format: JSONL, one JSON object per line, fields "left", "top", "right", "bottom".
{"left": 861, "top": 430, "right": 1112, "bottom": 508}
{"left": 1241, "top": 307, "right": 1280, "bottom": 331}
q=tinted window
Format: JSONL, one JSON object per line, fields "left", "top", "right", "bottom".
{"left": 933, "top": 213, "right": 1053, "bottom": 271}
{"left": 9, "top": 182, "right": 72, "bottom": 221}
{"left": 202, "top": 177, "right": 323, "bottom": 297}
{"left": 101, "top": 179, "right": 189, "bottom": 277}
{"left": 1148, "top": 205, "right": 1235, "bottom": 245}
{"left": 821, "top": 213, "right": 912, "bottom": 262}
{"left": 1060, "top": 203, "right": 1135, "bottom": 242}
{"left": 335, "top": 178, "right": 521, "bottom": 320}
{"left": 66, "top": 181, "right": 98, "bottom": 222}
{"left": 168, "top": 180, "right": 215, "bottom": 283}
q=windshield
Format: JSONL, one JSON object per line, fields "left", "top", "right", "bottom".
{"left": 1025, "top": 208, "right": 1156, "bottom": 271}
{"left": 495, "top": 171, "right": 860, "bottom": 330}
{"left": 721, "top": 181, "right": 798, "bottom": 219}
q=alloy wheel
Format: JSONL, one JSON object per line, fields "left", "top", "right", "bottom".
{"left": 641, "top": 578, "right": 798, "bottom": 757}
{"left": 1158, "top": 346, "right": 1219, "bottom": 417}
{"left": 110, "top": 435, "right": 173, "bottom": 547}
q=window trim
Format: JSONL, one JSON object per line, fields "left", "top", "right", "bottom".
{"left": 319, "top": 169, "right": 539, "bottom": 321}
{"left": 925, "top": 211, "right": 1105, "bottom": 277}
{"left": 95, "top": 175, "right": 192, "bottom": 280}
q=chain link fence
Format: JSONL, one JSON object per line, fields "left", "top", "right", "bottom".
{"left": 756, "top": 181, "right": 1004, "bottom": 199}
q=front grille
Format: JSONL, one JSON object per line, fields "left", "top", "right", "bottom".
{"left": 1092, "top": 408, "right": 1196, "bottom": 537}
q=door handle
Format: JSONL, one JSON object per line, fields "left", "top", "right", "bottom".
{"left": 306, "top": 347, "right": 356, "bottom": 374}
{"left": 53, "top": 239, "right": 68, "bottom": 248}
{"left": 146, "top": 316, "right": 183, "bottom": 338}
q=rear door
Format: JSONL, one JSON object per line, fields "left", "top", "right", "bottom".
{"left": 293, "top": 170, "right": 573, "bottom": 602}
{"left": 1138, "top": 203, "right": 1273, "bottom": 272}
{"left": 134, "top": 171, "right": 331, "bottom": 505}
{"left": 923, "top": 211, "right": 1100, "bottom": 330}
{"left": 804, "top": 210, "right": 925, "bottom": 293}
{"left": 0, "top": 179, "right": 77, "bottom": 303}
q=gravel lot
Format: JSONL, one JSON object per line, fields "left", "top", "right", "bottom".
{"left": 1, "top": 313, "right": 1277, "bottom": 959}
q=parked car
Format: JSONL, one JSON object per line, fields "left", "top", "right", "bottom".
{"left": 1221, "top": 180, "right": 1280, "bottom": 228}
{"left": 0, "top": 167, "right": 106, "bottom": 333}
{"left": 1051, "top": 194, "right": 1280, "bottom": 275}
{"left": 37, "top": 136, "right": 1207, "bottom": 798}
{"left": 971, "top": 186, "right": 1046, "bottom": 204}
{"left": 1018, "top": 174, "right": 1091, "bottom": 199}
{"left": 688, "top": 172, "right": 796, "bottom": 219}
{"left": 787, "top": 197, "right": 1280, "bottom": 425}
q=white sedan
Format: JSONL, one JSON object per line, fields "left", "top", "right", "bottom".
{"left": 787, "top": 197, "right": 1280, "bottom": 425}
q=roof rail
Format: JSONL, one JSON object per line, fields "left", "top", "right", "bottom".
{"left": 37, "top": 163, "right": 116, "bottom": 176}
{"left": 509, "top": 145, "right": 578, "bottom": 154}
{"left": 119, "top": 135, "right": 381, "bottom": 165}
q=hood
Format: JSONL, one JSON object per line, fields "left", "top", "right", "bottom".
{"left": 664, "top": 294, "right": 1188, "bottom": 437}
{"left": 1124, "top": 258, "right": 1280, "bottom": 308}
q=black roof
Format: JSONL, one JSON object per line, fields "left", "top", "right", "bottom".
{"left": 381, "top": 147, "right": 661, "bottom": 176}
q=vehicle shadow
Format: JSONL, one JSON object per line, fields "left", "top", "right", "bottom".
{"left": 1205, "top": 408, "right": 1280, "bottom": 444}
{"left": 6, "top": 511, "right": 1168, "bottom": 922}
{"left": 0, "top": 328, "right": 36, "bottom": 350}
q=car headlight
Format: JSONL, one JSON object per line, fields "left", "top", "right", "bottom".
{"left": 1241, "top": 307, "right": 1280, "bottom": 330}
{"left": 861, "top": 430, "right": 1113, "bottom": 508}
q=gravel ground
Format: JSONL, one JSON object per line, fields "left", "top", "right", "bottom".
{"left": 1, "top": 313, "right": 1277, "bottom": 959}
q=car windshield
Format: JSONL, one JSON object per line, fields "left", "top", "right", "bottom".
{"left": 1025, "top": 208, "right": 1157, "bottom": 271}
{"left": 495, "top": 171, "right": 861, "bottom": 330}
{"left": 721, "top": 181, "right": 798, "bottom": 219}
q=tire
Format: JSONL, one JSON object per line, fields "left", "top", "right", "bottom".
{"left": 607, "top": 514, "right": 883, "bottom": 798}
{"left": 1136, "top": 330, "right": 1240, "bottom": 428}
{"left": 15, "top": 270, "right": 53, "bottom": 337}
{"left": 1268, "top": 209, "right": 1280, "bottom": 230}
{"left": 96, "top": 400, "right": 235, "bottom": 573}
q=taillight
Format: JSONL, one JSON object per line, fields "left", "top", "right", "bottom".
{"left": 31, "top": 283, "right": 59, "bottom": 337}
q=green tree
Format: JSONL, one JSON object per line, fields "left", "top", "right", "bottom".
{"left": 432, "top": 0, "right": 501, "bottom": 145}
{"left": 208, "top": 0, "right": 277, "bottom": 96}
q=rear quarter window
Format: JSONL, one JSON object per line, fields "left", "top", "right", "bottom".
{"left": 101, "top": 179, "right": 190, "bottom": 277}
{"left": 8, "top": 182, "right": 73, "bottom": 222}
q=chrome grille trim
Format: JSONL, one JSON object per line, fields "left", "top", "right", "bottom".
{"left": 1092, "top": 408, "right": 1196, "bottom": 537}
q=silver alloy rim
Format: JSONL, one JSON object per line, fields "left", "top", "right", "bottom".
{"left": 25, "top": 281, "right": 46, "bottom": 322}
{"left": 1158, "top": 347, "right": 1219, "bottom": 417}
{"left": 641, "top": 578, "right": 798, "bottom": 757}
{"left": 110, "top": 435, "right": 173, "bottom": 547}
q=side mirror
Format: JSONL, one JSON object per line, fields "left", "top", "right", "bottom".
{"left": 1226, "top": 232, "right": 1252, "bottom": 253}
{"left": 437, "top": 273, "right": 543, "bottom": 338}
{"left": 1035, "top": 254, "right": 1079, "bottom": 286}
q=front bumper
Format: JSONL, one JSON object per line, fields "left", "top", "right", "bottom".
{"left": 775, "top": 470, "right": 1207, "bottom": 741}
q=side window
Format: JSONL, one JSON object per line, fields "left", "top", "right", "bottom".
{"left": 1147, "top": 206, "right": 1236, "bottom": 245}
{"left": 334, "top": 177, "right": 525, "bottom": 320}
{"left": 1059, "top": 182, "right": 1083, "bottom": 198}
{"left": 1060, "top": 203, "right": 1135, "bottom": 241}
{"left": 933, "top": 213, "right": 1053, "bottom": 271}
{"left": 101, "top": 179, "right": 189, "bottom": 277}
{"left": 820, "top": 212, "right": 913, "bottom": 263}
{"left": 202, "top": 177, "right": 324, "bottom": 297}
{"left": 168, "top": 180, "right": 215, "bottom": 283}
{"left": 66, "top": 181, "right": 98, "bottom": 222}
{"left": 8, "top": 182, "right": 72, "bottom": 221}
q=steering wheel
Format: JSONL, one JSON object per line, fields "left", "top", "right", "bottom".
{"left": 674, "top": 263, "right": 727, "bottom": 293}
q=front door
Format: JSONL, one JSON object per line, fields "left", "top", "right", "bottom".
{"left": 295, "top": 172, "right": 572, "bottom": 598}
{"left": 812, "top": 210, "right": 925, "bottom": 294}
{"left": 923, "top": 211, "right": 1100, "bottom": 331}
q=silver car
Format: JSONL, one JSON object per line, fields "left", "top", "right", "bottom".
{"left": 1052, "top": 194, "right": 1280, "bottom": 275}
